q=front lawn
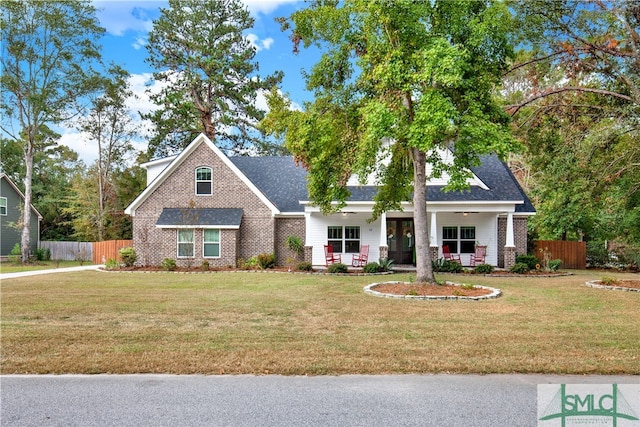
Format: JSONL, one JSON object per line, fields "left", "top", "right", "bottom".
{"left": 1, "top": 270, "right": 638, "bottom": 375}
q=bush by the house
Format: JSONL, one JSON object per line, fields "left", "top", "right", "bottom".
{"left": 378, "top": 258, "right": 394, "bottom": 272}
{"left": 295, "top": 261, "right": 313, "bottom": 271}
{"left": 433, "top": 258, "right": 463, "bottom": 273}
{"left": 35, "top": 247, "right": 51, "bottom": 261}
{"left": 510, "top": 262, "right": 530, "bottom": 274}
{"left": 515, "top": 255, "right": 538, "bottom": 270}
{"left": 105, "top": 258, "right": 120, "bottom": 270}
{"left": 8, "top": 243, "right": 21, "bottom": 264}
{"left": 200, "top": 260, "right": 210, "bottom": 271}
{"left": 237, "top": 257, "right": 257, "bottom": 269}
{"left": 327, "top": 263, "right": 348, "bottom": 273}
{"left": 256, "top": 252, "right": 276, "bottom": 269}
{"left": 119, "top": 247, "right": 137, "bottom": 267}
{"left": 363, "top": 262, "right": 380, "bottom": 273}
{"left": 474, "top": 263, "right": 494, "bottom": 274}
{"left": 161, "top": 258, "right": 177, "bottom": 271}
{"left": 548, "top": 259, "right": 562, "bottom": 271}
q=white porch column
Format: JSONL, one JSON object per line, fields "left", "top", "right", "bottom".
{"left": 380, "top": 212, "right": 387, "bottom": 246}
{"left": 429, "top": 212, "right": 438, "bottom": 247}
{"left": 505, "top": 212, "right": 515, "bottom": 247}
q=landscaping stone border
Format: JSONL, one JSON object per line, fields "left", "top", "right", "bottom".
{"left": 363, "top": 281, "right": 501, "bottom": 301}
{"left": 585, "top": 280, "right": 640, "bottom": 293}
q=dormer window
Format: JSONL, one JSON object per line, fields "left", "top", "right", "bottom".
{"left": 196, "top": 167, "right": 212, "bottom": 195}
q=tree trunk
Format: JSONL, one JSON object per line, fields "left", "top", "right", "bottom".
{"left": 21, "top": 141, "right": 34, "bottom": 263}
{"left": 412, "top": 148, "right": 436, "bottom": 284}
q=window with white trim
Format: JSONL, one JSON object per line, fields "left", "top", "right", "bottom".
{"left": 0, "top": 197, "right": 6, "bottom": 216}
{"left": 203, "top": 229, "right": 220, "bottom": 258}
{"left": 195, "top": 167, "right": 212, "bottom": 195}
{"left": 327, "top": 226, "right": 360, "bottom": 253}
{"left": 177, "top": 229, "right": 194, "bottom": 257}
{"left": 442, "top": 226, "right": 476, "bottom": 254}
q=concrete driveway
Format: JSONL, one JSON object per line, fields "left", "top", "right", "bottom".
{"left": 0, "top": 264, "right": 103, "bottom": 280}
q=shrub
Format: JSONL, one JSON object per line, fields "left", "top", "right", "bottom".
{"left": 433, "top": 258, "right": 463, "bottom": 273}
{"left": 256, "top": 253, "right": 276, "bottom": 269}
{"left": 515, "top": 255, "right": 538, "bottom": 270}
{"left": 285, "top": 235, "right": 304, "bottom": 260}
{"left": 105, "top": 258, "right": 120, "bottom": 270}
{"left": 378, "top": 258, "right": 394, "bottom": 272}
{"left": 600, "top": 276, "right": 617, "bottom": 286}
{"left": 161, "top": 258, "right": 177, "bottom": 271}
{"left": 119, "top": 247, "right": 137, "bottom": 267}
{"left": 510, "top": 262, "right": 530, "bottom": 274}
{"left": 363, "top": 262, "right": 380, "bottom": 273}
{"left": 237, "top": 257, "right": 257, "bottom": 269}
{"left": 8, "top": 243, "right": 21, "bottom": 264}
{"left": 548, "top": 259, "right": 562, "bottom": 271}
{"left": 200, "top": 260, "right": 210, "bottom": 271}
{"left": 35, "top": 247, "right": 51, "bottom": 261}
{"left": 327, "top": 263, "right": 348, "bottom": 273}
{"left": 586, "top": 241, "right": 610, "bottom": 267}
{"left": 295, "top": 261, "right": 313, "bottom": 271}
{"left": 474, "top": 263, "right": 494, "bottom": 274}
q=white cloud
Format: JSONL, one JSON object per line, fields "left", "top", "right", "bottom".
{"left": 246, "top": 34, "right": 275, "bottom": 52}
{"left": 242, "top": 0, "right": 300, "bottom": 16}
{"left": 94, "top": 1, "right": 160, "bottom": 36}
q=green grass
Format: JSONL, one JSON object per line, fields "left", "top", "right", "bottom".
{"left": 1, "top": 269, "right": 638, "bottom": 375}
{"left": 0, "top": 260, "right": 94, "bottom": 273}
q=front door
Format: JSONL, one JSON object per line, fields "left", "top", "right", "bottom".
{"left": 386, "top": 219, "right": 414, "bottom": 264}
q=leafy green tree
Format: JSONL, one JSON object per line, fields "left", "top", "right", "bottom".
{"left": 0, "top": 0, "right": 104, "bottom": 261}
{"left": 505, "top": 0, "right": 640, "bottom": 244}
{"left": 76, "top": 64, "right": 138, "bottom": 241}
{"left": 144, "top": 0, "right": 282, "bottom": 157}
{"left": 265, "top": 0, "right": 517, "bottom": 283}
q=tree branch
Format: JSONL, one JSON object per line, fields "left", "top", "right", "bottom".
{"left": 507, "top": 87, "right": 636, "bottom": 116}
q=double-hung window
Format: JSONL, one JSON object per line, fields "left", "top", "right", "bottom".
{"left": 203, "top": 229, "right": 220, "bottom": 258}
{"left": 327, "top": 226, "right": 361, "bottom": 253}
{"left": 0, "top": 197, "right": 6, "bottom": 216}
{"left": 442, "top": 226, "right": 476, "bottom": 254}
{"left": 177, "top": 229, "right": 194, "bottom": 257}
{"left": 195, "top": 167, "right": 212, "bottom": 195}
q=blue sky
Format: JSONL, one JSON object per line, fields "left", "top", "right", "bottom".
{"left": 63, "top": 0, "right": 319, "bottom": 162}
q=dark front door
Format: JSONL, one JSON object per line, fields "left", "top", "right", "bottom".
{"left": 386, "top": 219, "right": 414, "bottom": 264}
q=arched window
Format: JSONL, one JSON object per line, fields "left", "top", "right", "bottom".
{"left": 195, "top": 167, "right": 212, "bottom": 195}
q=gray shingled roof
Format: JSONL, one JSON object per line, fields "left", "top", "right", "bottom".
{"left": 229, "top": 154, "right": 535, "bottom": 214}
{"left": 156, "top": 208, "right": 244, "bottom": 226}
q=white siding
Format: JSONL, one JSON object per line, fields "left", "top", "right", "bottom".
{"left": 308, "top": 212, "right": 382, "bottom": 266}
{"left": 431, "top": 213, "right": 497, "bottom": 266}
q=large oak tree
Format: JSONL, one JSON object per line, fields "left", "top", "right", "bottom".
{"left": 264, "top": 0, "right": 517, "bottom": 283}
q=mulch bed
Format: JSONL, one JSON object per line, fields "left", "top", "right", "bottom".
{"left": 370, "top": 282, "right": 493, "bottom": 297}
{"left": 595, "top": 280, "right": 640, "bottom": 290}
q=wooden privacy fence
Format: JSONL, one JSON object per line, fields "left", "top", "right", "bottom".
{"left": 40, "top": 241, "right": 93, "bottom": 261}
{"left": 535, "top": 240, "right": 586, "bottom": 270}
{"left": 93, "top": 240, "right": 133, "bottom": 264}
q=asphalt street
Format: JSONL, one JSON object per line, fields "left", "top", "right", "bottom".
{"left": 2, "top": 374, "right": 638, "bottom": 426}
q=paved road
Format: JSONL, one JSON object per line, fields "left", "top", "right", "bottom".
{"left": 1, "top": 374, "right": 638, "bottom": 426}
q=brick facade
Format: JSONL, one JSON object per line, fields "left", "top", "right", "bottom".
{"left": 497, "top": 216, "right": 528, "bottom": 268}
{"left": 274, "top": 217, "right": 306, "bottom": 266}
{"left": 132, "top": 142, "right": 274, "bottom": 267}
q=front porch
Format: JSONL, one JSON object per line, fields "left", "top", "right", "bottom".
{"left": 303, "top": 209, "right": 526, "bottom": 269}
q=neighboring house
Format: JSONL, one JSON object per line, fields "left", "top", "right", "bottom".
{"left": 0, "top": 173, "right": 42, "bottom": 258}
{"left": 125, "top": 134, "right": 535, "bottom": 268}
